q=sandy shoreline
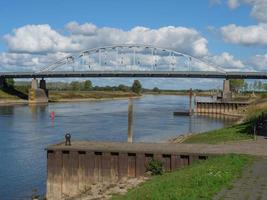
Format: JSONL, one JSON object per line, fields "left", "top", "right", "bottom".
{"left": 0, "top": 99, "right": 28, "bottom": 106}
{"left": 50, "top": 95, "right": 141, "bottom": 103}
{"left": 0, "top": 95, "right": 141, "bottom": 106}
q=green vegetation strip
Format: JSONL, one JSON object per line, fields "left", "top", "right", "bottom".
{"left": 183, "top": 122, "right": 253, "bottom": 144}
{"left": 112, "top": 154, "right": 253, "bottom": 200}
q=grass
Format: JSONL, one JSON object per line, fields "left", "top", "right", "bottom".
{"left": 183, "top": 122, "right": 253, "bottom": 144}
{"left": 111, "top": 154, "right": 253, "bottom": 200}
{"left": 0, "top": 88, "right": 138, "bottom": 101}
{"left": 49, "top": 90, "right": 138, "bottom": 101}
{"left": 183, "top": 98, "right": 267, "bottom": 144}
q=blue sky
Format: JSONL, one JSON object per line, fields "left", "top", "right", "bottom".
{"left": 0, "top": 0, "right": 267, "bottom": 89}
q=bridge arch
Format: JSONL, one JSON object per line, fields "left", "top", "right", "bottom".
{"left": 37, "top": 44, "right": 226, "bottom": 73}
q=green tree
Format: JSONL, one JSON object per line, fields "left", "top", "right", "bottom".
{"left": 229, "top": 79, "right": 244, "bottom": 93}
{"left": 118, "top": 84, "right": 129, "bottom": 92}
{"left": 83, "top": 80, "right": 92, "bottom": 90}
{"left": 131, "top": 80, "right": 142, "bottom": 94}
{"left": 152, "top": 87, "right": 160, "bottom": 93}
{"left": 70, "top": 81, "right": 81, "bottom": 91}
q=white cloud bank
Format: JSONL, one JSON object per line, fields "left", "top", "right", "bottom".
{"left": 215, "top": 0, "right": 267, "bottom": 47}
{"left": 220, "top": 23, "right": 267, "bottom": 46}
{"left": 0, "top": 22, "right": 257, "bottom": 72}
{"left": 206, "top": 52, "right": 245, "bottom": 70}
{"left": 248, "top": 54, "right": 267, "bottom": 71}
{"left": 4, "top": 22, "right": 208, "bottom": 57}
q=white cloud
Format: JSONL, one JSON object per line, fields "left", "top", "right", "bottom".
{"left": 4, "top": 24, "right": 80, "bottom": 53}
{"left": 0, "top": 52, "right": 69, "bottom": 71}
{"left": 4, "top": 22, "right": 209, "bottom": 57}
{"left": 65, "top": 21, "right": 97, "bottom": 36}
{"left": 248, "top": 54, "right": 267, "bottom": 71}
{"left": 220, "top": 23, "right": 267, "bottom": 46}
{"left": 206, "top": 52, "right": 245, "bottom": 70}
{"left": 66, "top": 23, "right": 209, "bottom": 57}
{"left": 227, "top": 0, "right": 240, "bottom": 9}
{"left": 0, "top": 22, "right": 257, "bottom": 73}
{"left": 243, "top": 0, "right": 267, "bottom": 22}
{"left": 225, "top": 0, "right": 267, "bottom": 22}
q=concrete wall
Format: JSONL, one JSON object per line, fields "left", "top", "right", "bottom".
{"left": 196, "top": 102, "right": 248, "bottom": 115}
{"left": 28, "top": 88, "right": 48, "bottom": 103}
{"left": 46, "top": 149, "right": 209, "bottom": 199}
{"left": 28, "top": 78, "right": 48, "bottom": 103}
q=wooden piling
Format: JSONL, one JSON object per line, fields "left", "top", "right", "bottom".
{"left": 128, "top": 98, "right": 133, "bottom": 143}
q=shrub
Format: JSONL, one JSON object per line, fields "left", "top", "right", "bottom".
{"left": 146, "top": 158, "right": 164, "bottom": 175}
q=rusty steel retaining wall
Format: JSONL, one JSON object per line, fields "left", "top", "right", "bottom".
{"left": 196, "top": 101, "right": 248, "bottom": 115}
{"left": 46, "top": 144, "right": 210, "bottom": 199}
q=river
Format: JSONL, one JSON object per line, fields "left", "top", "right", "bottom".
{"left": 0, "top": 95, "right": 237, "bottom": 199}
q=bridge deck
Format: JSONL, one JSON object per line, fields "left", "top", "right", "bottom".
{"left": 1, "top": 71, "right": 267, "bottom": 79}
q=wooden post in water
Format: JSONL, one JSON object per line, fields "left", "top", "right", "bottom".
{"left": 189, "top": 88, "right": 193, "bottom": 115}
{"left": 128, "top": 98, "right": 133, "bottom": 143}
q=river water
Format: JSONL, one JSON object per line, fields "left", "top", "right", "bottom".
{"left": 0, "top": 95, "right": 236, "bottom": 199}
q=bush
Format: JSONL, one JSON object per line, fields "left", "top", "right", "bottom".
{"left": 146, "top": 158, "right": 164, "bottom": 175}
{"left": 131, "top": 80, "right": 142, "bottom": 94}
{"left": 152, "top": 87, "right": 160, "bottom": 93}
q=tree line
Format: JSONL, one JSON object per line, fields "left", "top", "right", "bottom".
{"left": 230, "top": 79, "right": 267, "bottom": 92}
{"left": 49, "top": 80, "right": 142, "bottom": 94}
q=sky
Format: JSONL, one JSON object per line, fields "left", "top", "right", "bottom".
{"left": 0, "top": 0, "right": 267, "bottom": 89}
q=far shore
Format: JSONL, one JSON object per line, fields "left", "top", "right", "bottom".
{"left": 0, "top": 90, "right": 213, "bottom": 105}
{"left": 49, "top": 95, "right": 141, "bottom": 103}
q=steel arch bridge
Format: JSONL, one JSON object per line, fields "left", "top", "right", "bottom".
{"left": 1, "top": 44, "right": 267, "bottom": 79}
{"left": 37, "top": 44, "right": 226, "bottom": 73}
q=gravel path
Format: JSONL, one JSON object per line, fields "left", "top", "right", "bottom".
{"left": 213, "top": 157, "right": 267, "bottom": 200}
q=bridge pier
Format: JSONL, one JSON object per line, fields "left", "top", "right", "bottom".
{"left": 0, "top": 77, "right": 6, "bottom": 88}
{"left": 28, "top": 78, "right": 48, "bottom": 103}
{"left": 222, "top": 79, "right": 232, "bottom": 100}
{"left": 217, "top": 79, "right": 232, "bottom": 101}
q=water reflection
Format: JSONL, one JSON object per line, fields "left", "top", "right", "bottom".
{"left": 29, "top": 103, "right": 48, "bottom": 120}
{"left": 0, "top": 106, "right": 14, "bottom": 115}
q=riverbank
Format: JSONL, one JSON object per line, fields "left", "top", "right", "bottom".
{"left": 111, "top": 154, "right": 253, "bottom": 200}
{"left": 0, "top": 89, "right": 213, "bottom": 105}
{"left": 0, "top": 89, "right": 140, "bottom": 105}
{"left": 170, "top": 97, "right": 267, "bottom": 144}
{"left": 48, "top": 91, "right": 140, "bottom": 102}
{"left": 143, "top": 91, "right": 213, "bottom": 96}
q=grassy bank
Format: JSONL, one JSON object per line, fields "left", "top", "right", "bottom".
{"left": 183, "top": 122, "right": 253, "bottom": 144}
{"left": 143, "top": 91, "right": 212, "bottom": 96}
{"left": 183, "top": 98, "right": 267, "bottom": 144}
{"left": 112, "top": 154, "right": 253, "bottom": 200}
{"left": 0, "top": 88, "right": 139, "bottom": 102}
{"left": 49, "top": 90, "right": 139, "bottom": 102}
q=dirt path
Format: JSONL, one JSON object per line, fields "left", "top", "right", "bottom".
{"left": 213, "top": 157, "right": 267, "bottom": 200}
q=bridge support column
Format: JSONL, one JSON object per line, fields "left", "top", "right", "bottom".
{"left": 222, "top": 79, "right": 232, "bottom": 101}
{"left": 0, "top": 77, "right": 6, "bottom": 88}
{"left": 29, "top": 78, "right": 48, "bottom": 104}
{"left": 39, "top": 78, "right": 46, "bottom": 90}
